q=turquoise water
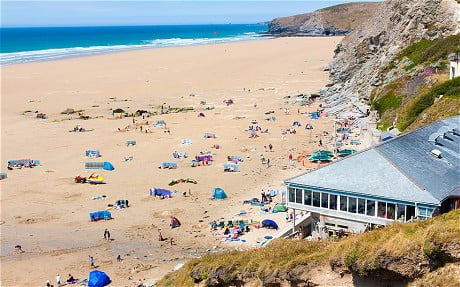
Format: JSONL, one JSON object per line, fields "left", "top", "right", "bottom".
{"left": 0, "top": 24, "right": 268, "bottom": 65}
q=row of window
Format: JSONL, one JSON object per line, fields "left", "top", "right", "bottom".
{"left": 288, "top": 188, "right": 423, "bottom": 222}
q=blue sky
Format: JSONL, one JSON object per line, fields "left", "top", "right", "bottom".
{"left": 1, "top": 1, "right": 382, "bottom": 27}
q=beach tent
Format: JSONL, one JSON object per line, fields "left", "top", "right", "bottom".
{"left": 203, "top": 132, "right": 216, "bottom": 138}
{"left": 8, "top": 159, "right": 40, "bottom": 169}
{"left": 212, "top": 188, "right": 227, "bottom": 199}
{"left": 265, "top": 116, "right": 276, "bottom": 121}
{"left": 338, "top": 149, "right": 358, "bottom": 157}
{"left": 261, "top": 219, "right": 278, "bottom": 230}
{"left": 195, "top": 155, "right": 213, "bottom": 162}
{"left": 89, "top": 211, "right": 112, "bottom": 222}
{"left": 154, "top": 120, "right": 166, "bottom": 127}
{"left": 273, "top": 203, "right": 288, "bottom": 212}
{"left": 170, "top": 216, "right": 181, "bottom": 228}
{"left": 161, "top": 162, "right": 177, "bottom": 169}
{"left": 0, "top": 172, "right": 7, "bottom": 180}
{"left": 181, "top": 139, "right": 192, "bottom": 145}
{"left": 228, "top": 156, "right": 243, "bottom": 163}
{"left": 150, "top": 188, "right": 172, "bottom": 197}
{"left": 85, "top": 150, "right": 101, "bottom": 158}
{"left": 88, "top": 270, "right": 111, "bottom": 287}
{"left": 311, "top": 112, "right": 319, "bottom": 120}
{"left": 337, "top": 127, "right": 351, "bottom": 134}
{"left": 224, "top": 164, "right": 240, "bottom": 172}
{"left": 126, "top": 140, "right": 136, "bottom": 146}
{"left": 292, "top": 121, "right": 301, "bottom": 127}
{"left": 266, "top": 189, "right": 283, "bottom": 197}
{"left": 85, "top": 162, "right": 114, "bottom": 171}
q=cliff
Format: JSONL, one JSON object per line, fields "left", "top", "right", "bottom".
{"left": 157, "top": 210, "right": 460, "bottom": 286}
{"left": 322, "top": 0, "right": 460, "bottom": 117}
{"left": 267, "top": 2, "right": 380, "bottom": 36}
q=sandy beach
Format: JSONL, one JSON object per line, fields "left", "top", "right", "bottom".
{"left": 1, "top": 36, "right": 350, "bottom": 286}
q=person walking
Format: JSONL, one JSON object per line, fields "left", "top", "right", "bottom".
{"left": 269, "top": 143, "right": 273, "bottom": 152}
{"left": 56, "top": 274, "right": 61, "bottom": 287}
{"left": 288, "top": 153, "right": 293, "bottom": 166}
{"left": 103, "top": 229, "right": 110, "bottom": 241}
{"left": 266, "top": 158, "right": 270, "bottom": 168}
{"left": 89, "top": 256, "right": 95, "bottom": 268}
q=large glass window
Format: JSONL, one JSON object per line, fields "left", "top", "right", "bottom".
{"left": 304, "top": 190, "right": 312, "bottom": 205}
{"left": 396, "top": 204, "right": 406, "bottom": 221}
{"left": 288, "top": 188, "right": 295, "bottom": 203}
{"left": 295, "top": 189, "right": 302, "bottom": 204}
{"left": 321, "top": 193, "right": 329, "bottom": 208}
{"left": 406, "top": 205, "right": 415, "bottom": 221}
{"left": 348, "top": 197, "right": 357, "bottom": 213}
{"left": 313, "top": 192, "right": 320, "bottom": 207}
{"left": 366, "top": 200, "right": 375, "bottom": 216}
{"left": 418, "top": 207, "right": 434, "bottom": 220}
{"left": 387, "top": 203, "right": 396, "bottom": 220}
{"left": 377, "top": 202, "right": 386, "bottom": 218}
{"left": 330, "top": 194, "right": 337, "bottom": 210}
{"left": 340, "top": 196, "right": 347, "bottom": 211}
{"left": 358, "top": 198, "right": 366, "bottom": 214}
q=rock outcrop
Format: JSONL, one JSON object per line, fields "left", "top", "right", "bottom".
{"left": 268, "top": 2, "right": 380, "bottom": 36}
{"left": 322, "top": 0, "right": 460, "bottom": 116}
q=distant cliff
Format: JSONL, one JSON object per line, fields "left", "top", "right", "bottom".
{"left": 267, "top": 2, "right": 380, "bottom": 36}
{"left": 322, "top": 0, "right": 460, "bottom": 117}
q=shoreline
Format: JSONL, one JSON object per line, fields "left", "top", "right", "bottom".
{"left": 1, "top": 36, "right": 349, "bottom": 286}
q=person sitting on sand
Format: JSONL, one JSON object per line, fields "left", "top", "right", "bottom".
{"left": 14, "top": 245, "right": 24, "bottom": 253}
{"left": 66, "top": 274, "right": 75, "bottom": 283}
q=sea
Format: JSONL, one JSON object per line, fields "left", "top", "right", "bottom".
{"left": 0, "top": 24, "right": 268, "bottom": 65}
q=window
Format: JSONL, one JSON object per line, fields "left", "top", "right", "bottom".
{"left": 406, "top": 205, "right": 415, "bottom": 221}
{"left": 387, "top": 203, "right": 396, "bottom": 220}
{"left": 348, "top": 197, "right": 357, "bottom": 213}
{"left": 313, "top": 192, "right": 320, "bottom": 207}
{"left": 330, "top": 194, "right": 337, "bottom": 210}
{"left": 304, "top": 190, "right": 312, "bottom": 205}
{"left": 340, "top": 196, "right": 347, "bottom": 211}
{"left": 288, "top": 188, "right": 295, "bottom": 203}
{"left": 321, "top": 193, "right": 329, "bottom": 208}
{"left": 366, "top": 200, "right": 375, "bottom": 216}
{"left": 358, "top": 198, "right": 365, "bottom": 214}
{"left": 418, "top": 207, "right": 434, "bottom": 220}
{"left": 396, "top": 204, "right": 406, "bottom": 221}
{"left": 377, "top": 202, "right": 386, "bottom": 218}
{"left": 295, "top": 189, "right": 303, "bottom": 204}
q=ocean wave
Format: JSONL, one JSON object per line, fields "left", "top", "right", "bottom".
{"left": 0, "top": 34, "right": 266, "bottom": 65}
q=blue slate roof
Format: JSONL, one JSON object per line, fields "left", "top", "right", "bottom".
{"left": 286, "top": 116, "right": 460, "bottom": 206}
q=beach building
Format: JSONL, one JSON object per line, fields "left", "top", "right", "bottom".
{"left": 449, "top": 51, "right": 460, "bottom": 79}
{"left": 285, "top": 116, "right": 460, "bottom": 236}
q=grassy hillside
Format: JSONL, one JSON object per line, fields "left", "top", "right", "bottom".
{"left": 158, "top": 210, "right": 460, "bottom": 286}
{"left": 372, "top": 34, "right": 460, "bottom": 131}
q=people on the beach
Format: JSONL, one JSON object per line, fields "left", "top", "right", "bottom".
{"left": 89, "top": 256, "right": 95, "bottom": 268}
{"left": 55, "top": 274, "right": 61, "bottom": 287}
{"left": 66, "top": 274, "right": 75, "bottom": 283}
{"left": 157, "top": 230, "right": 164, "bottom": 241}
{"left": 45, "top": 280, "right": 53, "bottom": 287}
{"left": 103, "top": 229, "right": 110, "bottom": 241}
{"left": 14, "top": 244, "right": 24, "bottom": 253}
{"left": 117, "top": 254, "right": 123, "bottom": 262}
{"left": 269, "top": 143, "right": 273, "bottom": 152}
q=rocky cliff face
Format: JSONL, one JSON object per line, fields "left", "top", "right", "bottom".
{"left": 268, "top": 2, "right": 380, "bottom": 36}
{"left": 323, "top": 0, "right": 460, "bottom": 116}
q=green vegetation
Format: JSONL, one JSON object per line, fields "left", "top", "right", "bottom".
{"left": 414, "top": 264, "right": 460, "bottom": 287}
{"left": 397, "top": 77, "right": 460, "bottom": 130}
{"left": 389, "top": 34, "right": 460, "bottom": 69}
{"left": 157, "top": 210, "right": 460, "bottom": 286}
{"left": 406, "top": 96, "right": 460, "bottom": 131}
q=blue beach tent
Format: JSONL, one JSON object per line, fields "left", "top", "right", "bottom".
{"left": 261, "top": 219, "right": 278, "bottom": 230}
{"left": 85, "top": 162, "right": 114, "bottom": 171}
{"left": 88, "top": 270, "right": 111, "bottom": 287}
{"left": 212, "top": 188, "right": 227, "bottom": 199}
{"left": 89, "top": 211, "right": 112, "bottom": 222}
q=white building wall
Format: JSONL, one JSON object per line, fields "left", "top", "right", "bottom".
{"left": 450, "top": 60, "right": 460, "bottom": 80}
